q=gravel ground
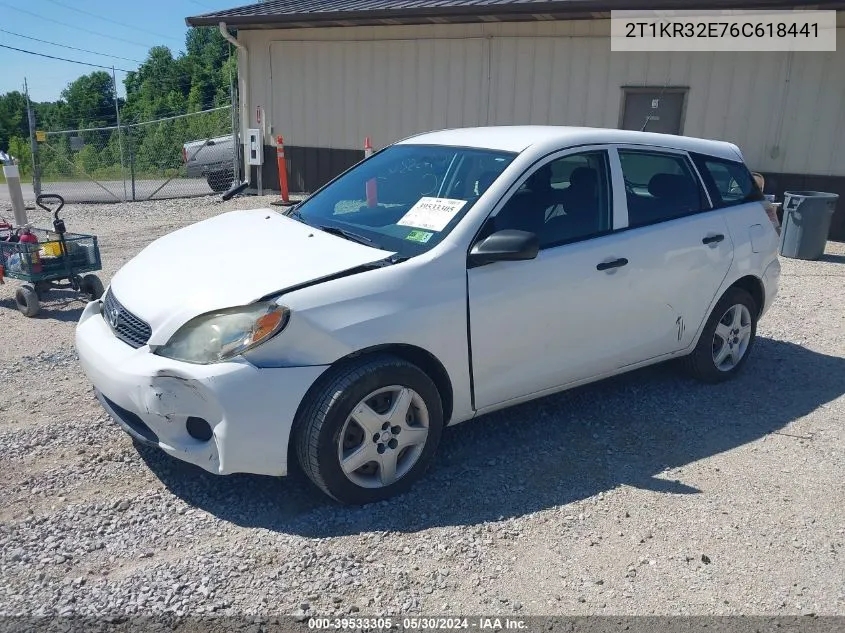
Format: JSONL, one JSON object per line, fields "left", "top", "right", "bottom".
{"left": 1, "top": 194, "right": 844, "bottom": 620}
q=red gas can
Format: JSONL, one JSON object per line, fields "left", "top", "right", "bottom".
{"left": 18, "top": 228, "right": 43, "bottom": 274}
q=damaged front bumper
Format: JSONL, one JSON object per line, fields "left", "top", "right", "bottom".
{"left": 75, "top": 299, "right": 329, "bottom": 477}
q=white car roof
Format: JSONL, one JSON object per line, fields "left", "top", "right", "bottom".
{"left": 397, "top": 126, "right": 743, "bottom": 163}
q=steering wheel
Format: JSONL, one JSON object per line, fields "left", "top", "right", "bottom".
{"left": 420, "top": 172, "right": 439, "bottom": 196}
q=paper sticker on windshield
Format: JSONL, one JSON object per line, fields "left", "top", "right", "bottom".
{"left": 397, "top": 197, "right": 467, "bottom": 232}
{"left": 405, "top": 229, "right": 433, "bottom": 244}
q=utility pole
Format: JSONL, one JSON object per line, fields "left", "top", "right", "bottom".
{"left": 24, "top": 77, "right": 41, "bottom": 198}
{"left": 111, "top": 66, "right": 127, "bottom": 201}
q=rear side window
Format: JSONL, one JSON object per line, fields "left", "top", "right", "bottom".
{"left": 690, "top": 152, "right": 764, "bottom": 207}
{"left": 618, "top": 149, "right": 709, "bottom": 227}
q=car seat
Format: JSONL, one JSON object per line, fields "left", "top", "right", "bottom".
{"left": 493, "top": 165, "right": 553, "bottom": 235}
{"left": 646, "top": 173, "right": 702, "bottom": 221}
{"left": 543, "top": 167, "right": 601, "bottom": 244}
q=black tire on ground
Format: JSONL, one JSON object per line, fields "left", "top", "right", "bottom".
{"left": 294, "top": 354, "right": 444, "bottom": 505}
{"left": 34, "top": 280, "right": 51, "bottom": 298}
{"left": 15, "top": 285, "right": 40, "bottom": 317}
{"left": 80, "top": 274, "right": 105, "bottom": 300}
{"left": 206, "top": 171, "right": 234, "bottom": 193}
{"left": 682, "top": 286, "right": 758, "bottom": 384}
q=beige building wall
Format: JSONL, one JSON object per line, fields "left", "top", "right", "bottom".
{"left": 239, "top": 15, "right": 845, "bottom": 177}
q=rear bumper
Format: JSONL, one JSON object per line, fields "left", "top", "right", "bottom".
{"left": 761, "top": 257, "right": 781, "bottom": 318}
{"left": 75, "top": 299, "right": 328, "bottom": 476}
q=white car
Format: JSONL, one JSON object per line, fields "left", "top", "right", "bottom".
{"left": 75, "top": 126, "right": 781, "bottom": 504}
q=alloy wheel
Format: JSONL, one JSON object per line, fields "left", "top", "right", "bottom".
{"left": 711, "top": 303, "right": 753, "bottom": 372}
{"left": 337, "top": 385, "right": 430, "bottom": 488}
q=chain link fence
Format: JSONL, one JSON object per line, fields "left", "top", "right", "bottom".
{"left": 36, "top": 106, "right": 238, "bottom": 203}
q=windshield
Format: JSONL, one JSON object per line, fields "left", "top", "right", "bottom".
{"left": 290, "top": 144, "right": 516, "bottom": 258}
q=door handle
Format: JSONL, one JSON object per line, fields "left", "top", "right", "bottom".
{"left": 596, "top": 257, "right": 628, "bottom": 271}
{"left": 702, "top": 234, "right": 725, "bottom": 245}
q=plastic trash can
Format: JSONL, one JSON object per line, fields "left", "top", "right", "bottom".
{"left": 778, "top": 191, "right": 839, "bottom": 260}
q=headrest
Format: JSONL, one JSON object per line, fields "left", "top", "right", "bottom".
{"left": 648, "top": 173, "right": 694, "bottom": 199}
{"left": 569, "top": 167, "right": 598, "bottom": 189}
{"left": 527, "top": 164, "right": 552, "bottom": 190}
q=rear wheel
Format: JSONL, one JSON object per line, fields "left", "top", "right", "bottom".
{"left": 294, "top": 355, "right": 443, "bottom": 504}
{"left": 206, "top": 170, "right": 234, "bottom": 193}
{"left": 34, "top": 280, "right": 52, "bottom": 298}
{"left": 15, "top": 284, "right": 40, "bottom": 317}
{"left": 682, "top": 287, "right": 757, "bottom": 383}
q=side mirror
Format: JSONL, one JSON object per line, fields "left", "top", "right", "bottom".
{"left": 467, "top": 229, "right": 539, "bottom": 268}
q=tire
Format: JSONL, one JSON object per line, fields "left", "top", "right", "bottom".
{"left": 294, "top": 354, "right": 444, "bottom": 504}
{"left": 206, "top": 171, "right": 234, "bottom": 193}
{"left": 15, "top": 285, "right": 40, "bottom": 317}
{"left": 682, "top": 287, "right": 758, "bottom": 383}
{"left": 80, "top": 274, "right": 104, "bottom": 300}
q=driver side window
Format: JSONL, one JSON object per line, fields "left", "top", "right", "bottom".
{"left": 491, "top": 151, "right": 613, "bottom": 249}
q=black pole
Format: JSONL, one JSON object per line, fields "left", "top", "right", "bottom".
{"left": 128, "top": 126, "right": 136, "bottom": 202}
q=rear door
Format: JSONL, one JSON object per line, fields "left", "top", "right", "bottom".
{"left": 613, "top": 146, "right": 735, "bottom": 356}
{"left": 689, "top": 151, "right": 779, "bottom": 258}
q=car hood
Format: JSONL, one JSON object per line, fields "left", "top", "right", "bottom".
{"left": 108, "top": 208, "right": 394, "bottom": 344}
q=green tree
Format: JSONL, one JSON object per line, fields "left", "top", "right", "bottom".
{"left": 1, "top": 26, "right": 234, "bottom": 182}
{"left": 0, "top": 91, "right": 28, "bottom": 152}
{"left": 35, "top": 101, "right": 71, "bottom": 132}
{"left": 61, "top": 72, "right": 119, "bottom": 128}
{"left": 7, "top": 136, "right": 31, "bottom": 174}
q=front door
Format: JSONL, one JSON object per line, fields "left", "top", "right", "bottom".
{"left": 467, "top": 148, "right": 634, "bottom": 411}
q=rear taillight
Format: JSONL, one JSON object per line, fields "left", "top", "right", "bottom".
{"left": 764, "top": 201, "right": 781, "bottom": 235}
{"left": 182, "top": 147, "right": 188, "bottom": 163}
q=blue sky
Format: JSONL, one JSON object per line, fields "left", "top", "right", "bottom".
{"left": 1, "top": 0, "right": 239, "bottom": 102}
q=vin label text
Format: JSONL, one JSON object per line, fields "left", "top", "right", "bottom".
{"left": 610, "top": 10, "right": 836, "bottom": 51}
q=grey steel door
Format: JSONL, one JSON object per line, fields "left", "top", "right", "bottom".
{"left": 621, "top": 90, "right": 686, "bottom": 135}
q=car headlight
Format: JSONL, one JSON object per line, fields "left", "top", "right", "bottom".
{"left": 155, "top": 302, "right": 290, "bottom": 364}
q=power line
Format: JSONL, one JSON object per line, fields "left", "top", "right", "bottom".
{"left": 0, "top": 2, "right": 157, "bottom": 49}
{"left": 42, "top": 0, "right": 183, "bottom": 43}
{"left": 188, "top": 0, "right": 217, "bottom": 10}
{"left": 0, "top": 28, "right": 144, "bottom": 64}
{"left": 0, "top": 44, "right": 132, "bottom": 72}
{"left": 121, "top": 100, "right": 230, "bottom": 121}
{"left": 38, "top": 104, "right": 231, "bottom": 132}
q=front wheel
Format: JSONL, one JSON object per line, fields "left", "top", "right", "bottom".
{"left": 682, "top": 287, "right": 758, "bottom": 383}
{"left": 294, "top": 355, "right": 443, "bottom": 504}
{"left": 79, "top": 274, "right": 104, "bottom": 300}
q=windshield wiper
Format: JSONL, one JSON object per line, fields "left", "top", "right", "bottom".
{"left": 285, "top": 207, "right": 307, "bottom": 223}
{"left": 317, "top": 225, "right": 375, "bottom": 247}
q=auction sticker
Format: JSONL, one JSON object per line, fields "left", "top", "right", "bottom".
{"left": 397, "top": 197, "right": 467, "bottom": 232}
{"left": 405, "top": 229, "right": 433, "bottom": 244}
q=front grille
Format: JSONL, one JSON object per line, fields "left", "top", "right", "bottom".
{"left": 102, "top": 288, "right": 152, "bottom": 348}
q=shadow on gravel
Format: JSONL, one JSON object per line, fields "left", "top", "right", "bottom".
{"left": 818, "top": 253, "right": 845, "bottom": 264}
{"left": 0, "top": 292, "right": 85, "bottom": 322}
{"left": 139, "top": 337, "right": 845, "bottom": 536}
